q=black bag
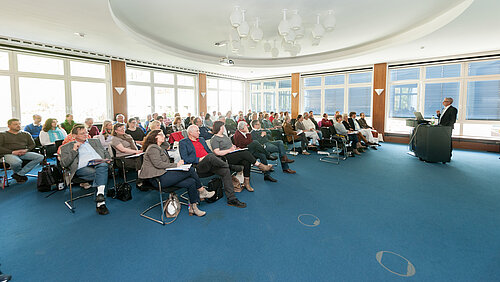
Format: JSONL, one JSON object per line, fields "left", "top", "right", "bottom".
{"left": 113, "top": 182, "right": 132, "bottom": 202}
{"left": 37, "top": 165, "right": 63, "bottom": 192}
{"left": 205, "top": 177, "right": 223, "bottom": 203}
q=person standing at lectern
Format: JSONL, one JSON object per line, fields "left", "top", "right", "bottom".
{"left": 436, "top": 97, "right": 458, "bottom": 157}
{"left": 436, "top": 97, "right": 458, "bottom": 128}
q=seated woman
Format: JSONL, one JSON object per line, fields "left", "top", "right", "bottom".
{"left": 271, "top": 113, "right": 282, "bottom": 128}
{"left": 233, "top": 121, "right": 277, "bottom": 182}
{"left": 321, "top": 113, "right": 334, "bottom": 127}
{"left": 139, "top": 130, "right": 214, "bottom": 217}
{"left": 342, "top": 113, "right": 370, "bottom": 149}
{"left": 203, "top": 113, "right": 213, "bottom": 131}
{"left": 96, "top": 120, "right": 113, "bottom": 150}
{"left": 334, "top": 114, "right": 362, "bottom": 155}
{"left": 172, "top": 116, "right": 185, "bottom": 132}
{"left": 125, "top": 117, "right": 145, "bottom": 146}
{"left": 295, "top": 114, "right": 320, "bottom": 146}
{"left": 110, "top": 123, "right": 143, "bottom": 176}
{"left": 211, "top": 121, "right": 271, "bottom": 192}
{"left": 224, "top": 111, "right": 237, "bottom": 135}
{"left": 39, "top": 118, "right": 67, "bottom": 146}
{"left": 85, "top": 118, "right": 100, "bottom": 138}
{"left": 283, "top": 116, "right": 310, "bottom": 155}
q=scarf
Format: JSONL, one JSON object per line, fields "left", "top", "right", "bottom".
{"left": 48, "top": 129, "right": 65, "bottom": 142}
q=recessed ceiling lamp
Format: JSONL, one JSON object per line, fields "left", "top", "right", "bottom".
{"left": 278, "top": 9, "right": 290, "bottom": 36}
{"left": 263, "top": 41, "right": 272, "bottom": 52}
{"left": 289, "top": 10, "right": 302, "bottom": 30}
{"left": 250, "top": 17, "right": 264, "bottom": 42}
{"left": 230, "top": 6, "right": 242, "bottom": 27}
{"left": 324, "top": 10, "right": 336, "bottom": 31}
{"left": 312, "top": 14, "right": 325, "bottom": 39}
{"left": 237, "top": 9, "right": 250, "bottom": 37}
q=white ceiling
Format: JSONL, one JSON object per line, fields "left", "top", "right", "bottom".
{"left": 0, "top": 0, "right": 499, "bottom": 79}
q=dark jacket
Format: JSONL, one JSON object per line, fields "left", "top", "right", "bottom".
{"left": 309, "top": 117, "right": 319, "bottom": 130}
{"left": 199, "top": 126, "right": 213, "bottom": 140}
{"left": 438, "top": 105, "right": 458, "bottom": 128}
{"left": 342, "top": 120, "right": 354, "bottom": 131}
{"left": 347, "top": 118, "right": 357, "bottom": 130}
{"left": 251, "top": 129, "right": 273, "bottom": 145}
{"left": 358, "top": 118, "right": 371, "bottom": 129}
{"left": 179, "top": 137, "right": 212, "bottom": 164}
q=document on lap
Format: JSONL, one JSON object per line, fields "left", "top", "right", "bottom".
{"left": 166, "top": 164, "right": 192, "bottom": 171}
{"left": 125, "top": 152, "right": 144, "bottom": 158}
{"left": 87, "top": 159, "right": 110, "bottom": 166}
{"left": 228, "top": 148, "right": 248, "bottom": 154}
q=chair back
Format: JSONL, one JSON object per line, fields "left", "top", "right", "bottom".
{"left": 321, "top": 127, "right": 332, "bottom": 139}
{"left": 329, "top": 126, "right": 338, "bottom": 135}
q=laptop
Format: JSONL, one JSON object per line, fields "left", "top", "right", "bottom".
{"left": 413, "top": 112, "right": 429, "bottom": 124}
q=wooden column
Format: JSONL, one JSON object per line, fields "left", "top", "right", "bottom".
{"left": 291, "top": 73, "right": 300, "bottom": 118}
{"left": 198, "top": 73, "right": 207, "bottom": 115}
{"left": 372, "top": 63, "right": 387, "bottom": 133}
{"left": 111, "top": 60, "right": 127, "bottom": 119}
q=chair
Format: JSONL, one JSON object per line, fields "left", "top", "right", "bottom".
{"left": 62, "top": 167, "right": 96, "bottom": 212}
{"left": 140, "top": 177, "right": 189, "bottom": 225}
{"left": 281, "top": 126, "right": 302, "bottom": 155}
{"left": 1, "top": 156, "right": 39, "bottom": 189}
{"left": 109, "top": 146, "right": 142, "bottom": 184}
{"left": 318, "top": 127, "right": 346, "bottom": 164}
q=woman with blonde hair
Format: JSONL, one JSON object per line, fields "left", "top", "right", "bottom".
{"left": 96, "top": 120, "right": 113, "bottom": 149}
{"left": 172, "top": 116, "right": 185, "bottom": 132}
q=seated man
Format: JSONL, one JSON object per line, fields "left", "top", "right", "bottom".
{"left": 321, "top": 113, "right": 334, "bottom": 127}
{"left": 24, "top": 114, "right": 43, "bottom": 140}
{"left": 334, "top": 115, "right": 362, "bottom": 155}
{"left": 60, "top": 114, "right": 75, "bottom": 134}
{"left": 347, "top": 112, "right": 378, "bottom": 148}
{"left": 179, "top": 125, "right": 246, "bottom": 208}
{"left": 1, "top": 119, "right": 44, "bottom": 183}
{"left": 308, "top": 111, "right": 319, "bottom": 130}
{"left": 250, "top": 120, "right": 296, "bottom": 174}
{"left": 261, "top": 113, "right": 273, "bottom": 129}
{"left": 193, "top": 117, "right": 213, "bottom": 140}
{"left": 59, "top": 124, "right": 111, "bottom": 215}
{"left": 303, "top": 112, "right": 322, "bottom": 139}
{"left": 358, "top": 112, "right": 382, "bottom": 143}
{"left": 295, "top": 114, "right": 320, "bottom": 146}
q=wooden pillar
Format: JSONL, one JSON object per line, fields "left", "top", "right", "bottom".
{"left": 372, "top": 63, "right": 387, "bottom": 133}
{"left": 111, "top": 60, "right": 127, "bottom": 119}
{"left": 198, "top": 73, "right": 207, "bottom": 115}
{"left": 291, "top": 73, "right": 300, "bottom": 118}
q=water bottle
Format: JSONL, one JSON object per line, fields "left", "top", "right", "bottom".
{"left": 431, "top": 115, "right": 436, "bottom": 125}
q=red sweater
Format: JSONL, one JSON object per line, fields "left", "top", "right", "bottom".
{"left": 233, "top": 130, "right": 253, "bottom": 148}
{"left": 321, "top": 118, "right": 333, "bottom": 127}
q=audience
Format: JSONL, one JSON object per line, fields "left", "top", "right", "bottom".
{"left": 225, "top": 111, "right": 237, "bottom": 135}
{"left": 295, "top": 114, "right": 320, "bottom": 146}
{"left": 251, "top": 120, "right": 296, "bottom": 174}
{"left": 184, "top": 113, "right": 192, "bottom": 129}
{"left": 204, "top": 113, "right": 214, "bottom": 131}
{"left": 39, "top": 118, "right": 67, "bottom": 146}
{"left": 24, "top": 114, "right": 42, "bottom": 140}
{"left": 348, "top": 112, "right": 378, "bottom": 147}
{"left": 59, "top": 124, "right": 111, "bottom": 215}
{"left": 172, "top": 116, "right": 185, "bottom": 132}
{"left": 139, "top": 130, "right": 214, "bottom": 217}
{"left": 211, "top": 121, "right": 271, "bottom": 192}
{"left": 60, "top": 114, "right": 75, "bottom": 134}
{"left": 126, "top": 118, "right": 146, "bottom": 146}
{"left": 135, "top": 117, "right": 147, "bottom": 133}
{"left": 155, "top": 116, "right": 168, "bottom": 136}
{"left": 0, "top": 119, "right": 44, "bottom": 183}
{"left": 303, "top": 113, "right": 322, "bottom": 138}
{"left": 96, "top": 120, "right": 113, "bottom": 149}
{"left": 233, "top": 121, "right": 278, "bottom": 182}
{"left": 334, "top": 114, "right": 362, "bottom": 155}
{"left": 261, "top": 113, "right": 273, "bottom": 129}
{"left": 342, "top": 113, "right": 372, "bottom": 148}
{"left": 85, "top": 118, "right": 100, "bottom": 138}
{"left": 193, "top": 117, "right": 213, "bottom": 140}
{"left": 110, "top": 123, "right": 142, "bottom": 167}
{"left": 321, "top": 113, "right": 333, "bottom": 128}
{"left": 308, "top": 111, "right": 319, "bottom": 130}
{"left": 272, "top": 113, "right": 282, "bottom": 128}
{"left": 179, "top": 125, "right": 246, "bottom": 208}
{"left": 283, "top": 116, "right": 310, "bottom": 155}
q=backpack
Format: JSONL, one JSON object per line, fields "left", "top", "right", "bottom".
{"left": 37, "top": 165, "right": 63, "bottom": 192}
{"left": 164, "top": 192, "right": 181, "bottom": 218}
{"left": 109, "top": 182, "right": 133, "bottom": 201}
{"left": 205, "top": 177, "right": 223, "bottom": 203}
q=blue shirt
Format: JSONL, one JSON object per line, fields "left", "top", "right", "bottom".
{"left": 78, "top": 141, "right": 102, "bottom": 169}
{"left": 24, "top": 123, "right": 42, "bottom": 139}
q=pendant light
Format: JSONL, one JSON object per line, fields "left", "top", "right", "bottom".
{"left": 278, "top": 9, "right": 290, "bottom": 36}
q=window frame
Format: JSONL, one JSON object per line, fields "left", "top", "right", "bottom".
{"left": 246, "top": 78, "right": 292, "bottom": 113}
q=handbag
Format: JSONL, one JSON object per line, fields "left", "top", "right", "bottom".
{"left": 108, "top": 182, "right": 133, "bottom": 201}
{"left": 205, "top": 177, "right": 223, "bottom": 203}
{"left": 37, "top": 165, "right": 63, "bottom": 192}
{"left": 164, "top": 192, "right": 181, "bottom": 218}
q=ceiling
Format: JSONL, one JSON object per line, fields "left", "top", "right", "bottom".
{"left": 0, "top": 0, "right": 499, "bottom": 79}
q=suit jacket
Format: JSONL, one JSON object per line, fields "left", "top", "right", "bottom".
{"left": 342, "top": 120, "right": 353, "bottom": 131}
{"left": 295, "top": 120, "right": 306, "bottom": 131}
{"left": 60, "top": 138, "right": 110, "bottom": 182}
{"left": 358, "top": 118, "right": 371, "bottom": 129}
{"left": 179, "top": 137, "right": 212, "bottom": 164}
{"left": 438, "top": 105, "right": 458, "bottom": 128}
{"left": 283, "top": 123, "right": 299, "bottom": 142}
{"left": 138, "top": 144, "right": 177, "bottom": 179}
{"left": 309, "top": 117, "right": 319, "bottom": 130}
{"left": 347, "top": 118, "right": 356, "bottom": 130}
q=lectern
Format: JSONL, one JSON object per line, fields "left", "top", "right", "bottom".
{"left": 407, "top": 119, "right": 452, "bottom": 163}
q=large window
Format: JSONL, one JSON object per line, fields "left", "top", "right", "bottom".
{"left": 248, "top": 79, "right": 291, "bottom": 112}
{"left": 206, "top": 77, "right": 244, "bottom": 115}
{"left": 302, "top": 71, "right": 373, "bottom": 119}
{"left": 387, "top": 59, "right": 500, "bottom": 139}
{"left": 0, "top": 51, "right": 110, "bottom": 127}
{"left": 126, "top": 67, "right": 197, "bottom": 118}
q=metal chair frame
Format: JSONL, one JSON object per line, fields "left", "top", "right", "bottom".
{"left": 1, "top": 156, "right": 39, "bottom": 189}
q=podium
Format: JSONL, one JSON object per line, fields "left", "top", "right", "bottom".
{"left": 408, "top": 120, "right": 452, "bottom": 163}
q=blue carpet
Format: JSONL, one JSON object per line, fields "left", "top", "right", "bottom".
{"left": 1, "top": 143, "right": 500, "bottom": 281}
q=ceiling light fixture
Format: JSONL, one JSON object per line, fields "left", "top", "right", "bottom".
{"left": 250, "top": 17, "right": 264, "bottom": 42}
{"left": 237, "top": 9, "right": 250, "bottom": 37}
{"left": 289, "top": 10, "right": 302, "bottom": 30}
{"left": 74, "top": 32, "right": 85, "bottom": 38}
{"left": 278, "top": 9, "right": 290, "bottom": 36}
{"left": 312, "top": 14, "right": 325, "bottom": 39}
{"left": 324, "top": 10, "right": 336, "bottom": 31}
{"left": 230, "top": 6, "right": 242, "bottom": 27}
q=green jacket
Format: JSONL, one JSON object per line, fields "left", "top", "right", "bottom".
{"left": 60, "top": 120, "right": 75, "bottom": 134}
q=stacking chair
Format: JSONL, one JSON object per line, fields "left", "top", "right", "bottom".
{"left": 62, "top": 167, "right": 96, "bottom": 212}
{"left": 110, "top": 146, "right": 142, "bottom": 184}
{"left": 1, "top": 156, "right": 40, "bottom": 189}
{"left": 281, "top": 126, "right": 302, "bottom": 155}
{"left": 140, "top": 177, "right": 188, "bottom": 225}
{"left": 318, "top": 127, "right": 346, "bottom": 164}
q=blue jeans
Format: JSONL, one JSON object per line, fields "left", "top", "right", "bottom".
{"left": 3, "top": 152, "right": 44, "bottom": 176}
{"left": 264, "top": 141, "right": 289, "bottom": 170}
{"left": 153, "top": 167, "right": 201, "bottom": 204}
{"left": 75, "top": 163, "right": 109, "bottom": 187}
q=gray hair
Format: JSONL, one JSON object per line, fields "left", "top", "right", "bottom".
{"left": 85, "top": 117, "right": 93, "bottom": 123}
{"left": 187, "top": 124, "right": 198, "bottom": 134}
{"left": 445, "top": 97, "right": 454, "bottom": 104}
{"left": 237, "top": 121, "right": 247, "bottom": 130}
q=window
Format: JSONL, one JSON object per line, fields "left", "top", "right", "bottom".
{"left": 304, "top": 77, "right": 321, "bottom": 87}
{"left": 177, "top": 75, "right": 194, "bottom": 87}
{"left": 127, "top": 85, "right": 152, "bottom": 118}
{"left": 348, "top": 87, "right": 371, "bottom": 116}
{"left": 177, "top": 88, "right": 195, "bottom": 116}
{"left": 278, "top": 90, "right": 291, "bottom": 112}
{"left": 127, "top": 68, "right": 150, "bottom": 83}
{"left": 324, "top": 88, "right": 343, "bottom": 115}
{"left": 466, "top": 80, "right": 500, "bottom": 120}
{"left": 0, "top": 76, "right": 11, "bottom": 125}
{"left": 390, "top": 68, "right": 419, "bottom": 81}
{"left": 251, "top": 92, "right": 261, "bottom": 111}
{"left": 349, "top": 72, "right": 372, "bottom": 84}
{"left": 154, "top": 87, "right": 175, "bottom": 114}
{"left": 247, "top": 79, "right": 291, "bottom": 112}
{"left": 154, "top": 72, "right": 174, "bottom": 84}
{"left": 70, "top": 61, "right": 106, "bottom": 79}
{"left": 0, "top": 51, "right": 8, "bottom": 70}
{"left": 17, "top": 54, "right": 64, "bottom": 75}
{"left": 207, "top": 90, "right": 218, "bottom": 114}
{"left": 304, "top": 89, "right": 321, "bottom": 113}
{"left": 71, "top": 81, "right": 108, "bottom": 122}
{"left": 206, "top": 77, "right": 244, "bottom": 114}
{"left": 219, "top": 89, "right": 232, "bottom": 113}
{"left": 389, "top": 84, "right": 418, "bottom": 118}
{"left": 425, "top": 64, "right": 460, "bottom": 79}
{"left": 325, "top": 75, "right": 344, "bottom": 86}
{"left": 264, "top": 91, "right": 276, "bottom": 112}
{"left": 18, "top": 77, "right": 66, "bottom": 123}
{"left": 424, "top": 82, "right": 460, "bottom": 118}
{"left": 468, "top": 60, "right": 500, "bottom": 76}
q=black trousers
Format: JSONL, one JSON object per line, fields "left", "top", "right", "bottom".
{"left": 195, "top": 154, "right": 236, "bottom": 202}
{"left": 224, "top": 150, "right": 256, "bottom": 177}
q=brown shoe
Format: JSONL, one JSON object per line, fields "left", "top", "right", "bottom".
{"left": 283, "top": 169, "right": 296, "bottom": 174}
{"left": 232, "top": 176, "right": 242, "bottom": 192}
{"left": 256, "top": 163, "right": 271, "bottom": 172}
{"left": 281, "top": 156, "right": 295, "bottom": 163}
{"left": 243, "top": 177, "right": 254, "bottom": 192}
